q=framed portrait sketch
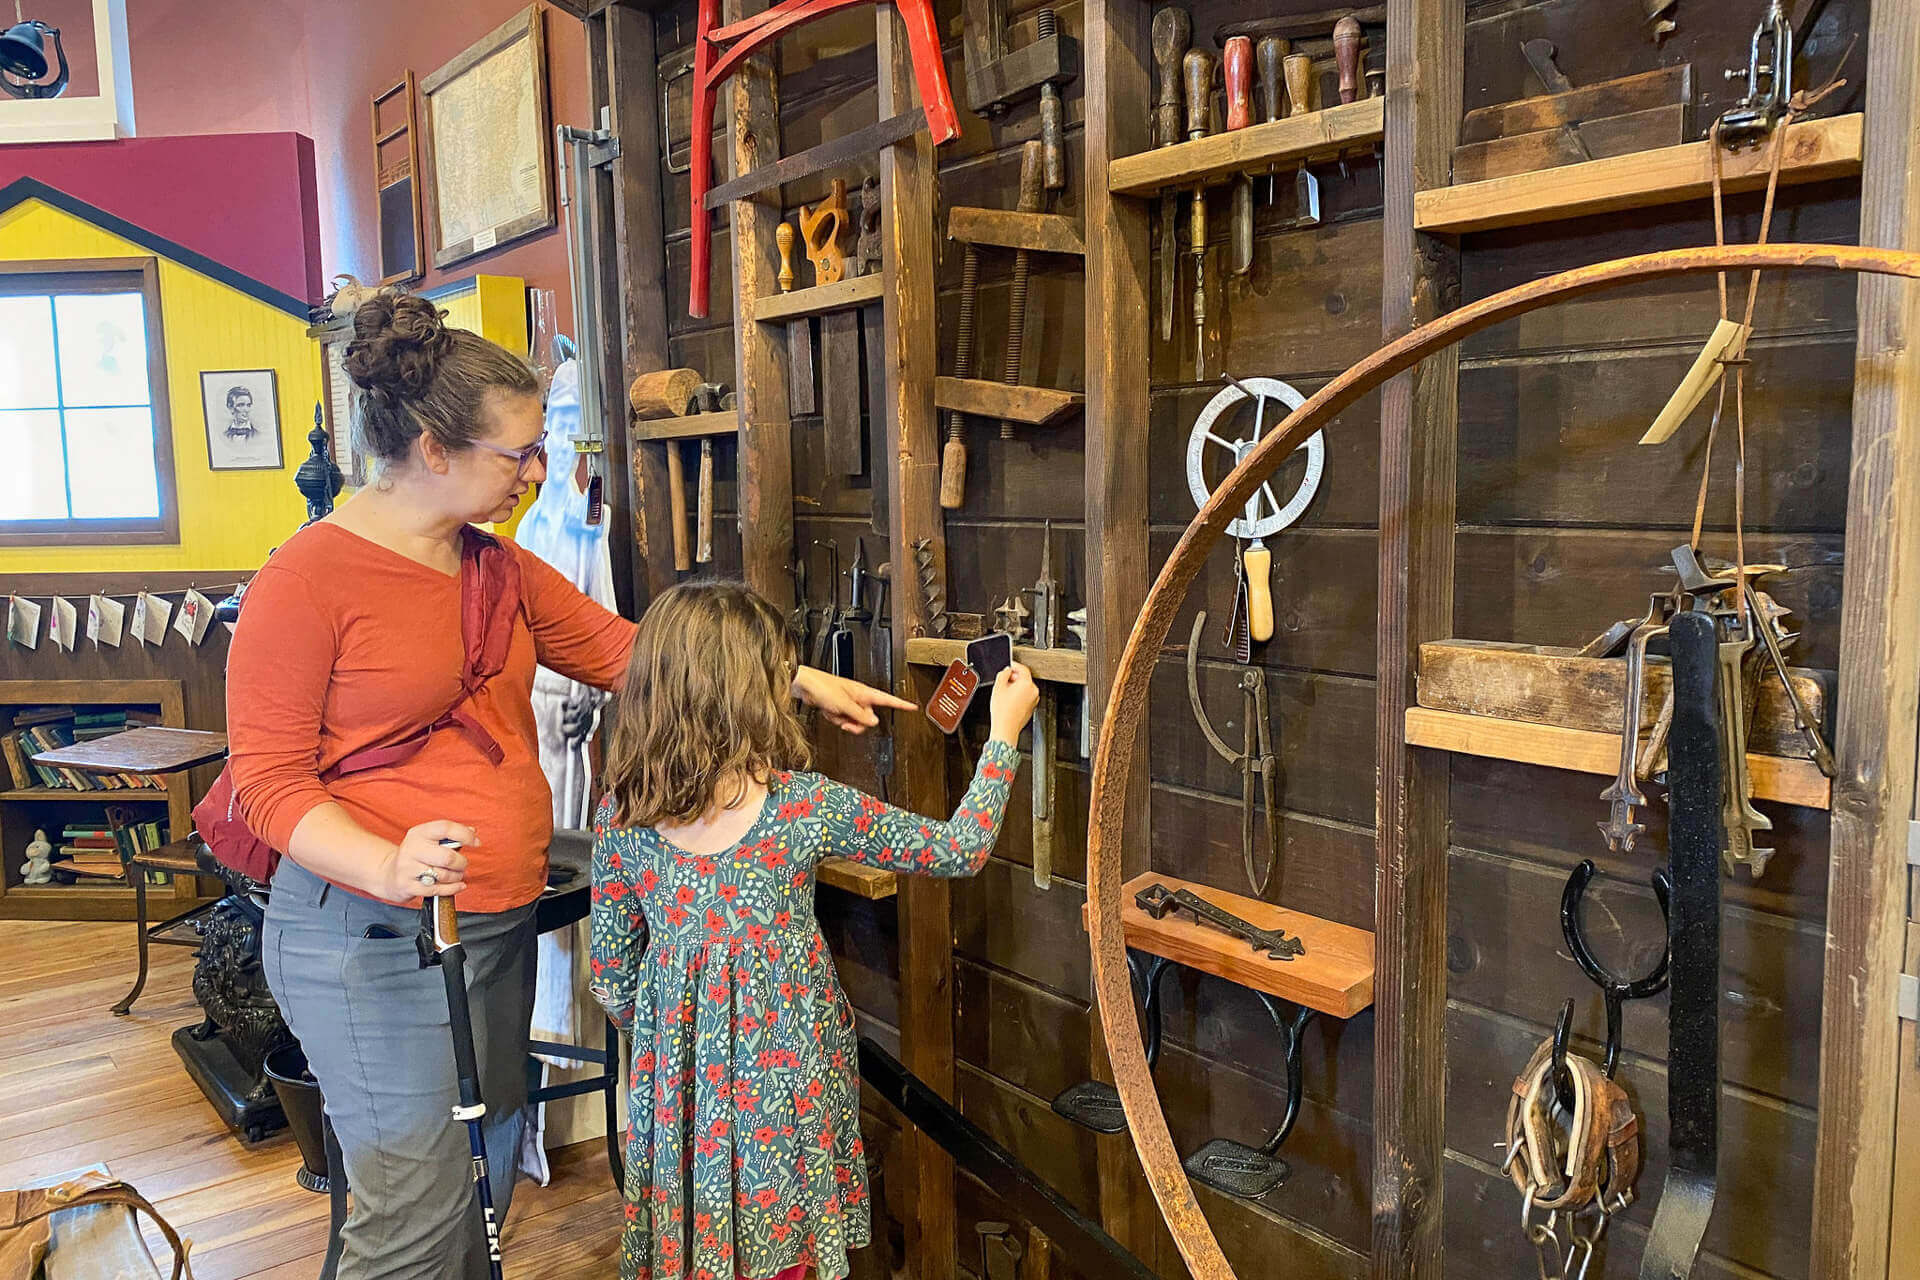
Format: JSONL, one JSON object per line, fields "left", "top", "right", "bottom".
{"left": 420, "top": 5, "right": 555, "bottom": 270}
{"left": 201, "top": 369, "right": 284, "bottom": 471}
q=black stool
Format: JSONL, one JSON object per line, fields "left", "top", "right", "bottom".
{"left": 318, "top": 830, "right": 625, "bottom": 1280}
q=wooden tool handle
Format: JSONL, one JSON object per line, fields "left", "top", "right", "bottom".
{"left": 1223, "top": 37, "right": 1253, "bottom": 130}
{"left": 629, "top": 367, "right": 703, "bottom": 419}
{"left": 1283, "top": 51, "right": 1314, "bottom": 117}
{"left": 1016, "top": 140, "right": 1044, "bottom": 214}
{"left": 1257, "top": 36, "right": 1289, "bottom": 123}
{"left": 667, "top": 442, "right": 691, "bottom": 572}
{"left": 1152, "top": 7, "right": 1192, "bottom": 147}
{"left": 696, "top": 439, "right": 714, "bottom": 565}
{"left": 1183, "top": 48, "right": 1215, "bottom": 140}
{"left": 434, "top": 896, "right": 459, "bottom": 948}
{"left": 1244, "top": 544, "right": 1273, "bottom": 643}
{"left": 940, "top": 436, "right": 968, "bottom": 510}
{"left": 776, "top": 221, "right": 796, "bottom": 293}
{"left": 1333, "top": 16, "right": 1363, "bottom": 105}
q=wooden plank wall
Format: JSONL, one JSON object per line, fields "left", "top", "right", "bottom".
{"left": 643, "top": 0, "right": 1875, "bottom": 1277}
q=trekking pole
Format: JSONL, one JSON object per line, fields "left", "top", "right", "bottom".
{"left": 416, "top": 851, "right": 505, "bottom": 1280}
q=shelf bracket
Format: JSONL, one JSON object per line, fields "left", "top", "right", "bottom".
{"left": 1181, "top": 995, "right": 1315, "bottom": 1201}
{"left": 1052, "top": 949, "right": 1175, "bottom": 1133}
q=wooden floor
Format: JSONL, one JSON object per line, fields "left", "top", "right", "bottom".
{"left": 0, "top": 920, "right": 623, "bottom": 1278}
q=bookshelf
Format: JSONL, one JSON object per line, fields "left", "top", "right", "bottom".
{"left": 0, "top": 679, "right": 207, "bottom": 922}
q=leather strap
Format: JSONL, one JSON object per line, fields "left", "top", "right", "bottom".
{"left": 0, "top": 1173, "right": 191, "bottom": 1280}
{"left": 1506, "top": 1040, "right": 1641, "bottom": 1214}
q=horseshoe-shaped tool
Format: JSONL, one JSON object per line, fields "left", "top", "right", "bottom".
{"left": 1186, "top": 611, "right": 1281, "bottom": 897}
{"left": 1186, "top": 376, "right": 1324, "bottom": 656}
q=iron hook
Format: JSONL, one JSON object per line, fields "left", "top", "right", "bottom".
{"left": 1560, "top": 858, "right": 1673, "bottom": 1077}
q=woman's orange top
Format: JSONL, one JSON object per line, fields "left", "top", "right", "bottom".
{"left": 226, "top": 521, "right": 637, "bottom": 912}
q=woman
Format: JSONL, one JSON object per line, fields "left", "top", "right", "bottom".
{"left": 226, "top": 292, "right": 909, "bottom": 1280}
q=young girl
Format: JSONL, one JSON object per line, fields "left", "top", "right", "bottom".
{"left": 589, "top": 581, "right": 1038, "bottom": 1280}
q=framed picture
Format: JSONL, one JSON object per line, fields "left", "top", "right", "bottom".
{"left": 420, "top": 6, "right": 554, "bottom": 270}
{"left": 372, "top": 72, "right": 427, "bottom": 285}
{"left": 319, "top": 335, "right": 369, "bottom": 486}
{"left": 201, "top": 369, "right": 284, "bottom": 471}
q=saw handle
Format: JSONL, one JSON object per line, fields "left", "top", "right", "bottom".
{"left": 1244, "top": 543, "right": 1273, "bottom": 643}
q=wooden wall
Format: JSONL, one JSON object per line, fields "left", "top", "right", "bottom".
{"left": 643, "top": 0, "right": 1873, "bottom": 1277}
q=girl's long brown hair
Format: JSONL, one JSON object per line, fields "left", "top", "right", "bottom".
{"left": 603, "top": 580, "right": 811, "bottom": 829}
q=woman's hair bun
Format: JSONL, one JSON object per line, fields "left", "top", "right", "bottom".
{"left": 342, "top": 291, "right": 455, "bottom": 398}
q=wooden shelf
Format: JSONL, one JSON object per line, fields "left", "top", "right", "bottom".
{"left": 631, "top": 411, "right": 738, "bottom": 443}
{"left": 1, "top": 789, "right": 168, "bottom": 801}
{"left": 1085, "top": 873, "right": 1375, "bottom": 1019}
{"left": 1107, "top": 98, "right": 1384, "bottom": 197}
{"left": 1404, "top": 706, "right": 1831, "bottom": 809}
{"left": 1414, "top": 112, "right": 1864, "bottom": 235}
{"left": 934, "top": 377, "right": 1083, "bottom": 428}
{"left": 817, "top": 858, "right": 897, "bottom": 899}
{"left": 750, "top": 274, "right": 884, "bottom": 323}
{"left": 947, "top": 207, "right": 1085, "bottom": 257}
{"left": 904, "top": 637, "right": 1087, "bottom": 685}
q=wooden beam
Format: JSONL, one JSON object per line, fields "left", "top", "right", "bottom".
{"left": 816, "top": 858, "right": 898, "bottom": 899}
{"left": 1374, "top": 1, "right": 1460, "bottom": 1276}
{"left": 876, "top": 13, "right": 955, "bottom": 1280}
{"left": 1080, "top": 0, "right": 1171, "bottom": 1271}
{"left": 601, "top": 2, "right": 678, "bottom": 605}
{"left": 1811, "top": 8, "right": 1920, "bottom": 1275}
{"left": 1093, "top": 873, "right": 1376, "bottom": 1018}
{"left": 1403, "top": 708, "right": 1832, "bottom": 810}
{"left": 1414, "top": 111, "right": 1863, "bottom": 235}
{"left": 749, "top": 274, "right": 885, "bottom": 322}
{"left": 933, "top": 377, "right": 1083, "bottom": 427}
{"left": 703, "top": 109, "right": 926, "bottom": 208}
{"left": 903, "top": 638, "right": 1087, "bottom": 685}
{"left": 946, "top": 207, "right": 1086, "bottom": 257}
{"left": 1106, "top": 98, "right": 1384, "bottom": 196}
{"left": 723, "top": 0, "right": 794, "bottom": 611}
{"left": 630, "top": 411, "right": 739, "bottom": 442}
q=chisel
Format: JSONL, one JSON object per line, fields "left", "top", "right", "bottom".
{"left": 1334, "top": 15, "right": 1364, "bottom": 104}
{"left": 1256, "top": 35, "right": 1290, "bottom": 202}
{"left": 1223, "top": 37, "right": 1254, "bottom": 277}
{"left": 1151, "top": 8, "right": 1191, "bottom": 344}
{"left": 774, "top": 221, "right": 816, "bottom": 416}
{"left": 1183, "top": 47, "right": 1215, "bottom": 378}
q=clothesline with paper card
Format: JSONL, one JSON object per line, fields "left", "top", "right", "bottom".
{"left": 5, "top": 581, "right": 249, "bottom": 654}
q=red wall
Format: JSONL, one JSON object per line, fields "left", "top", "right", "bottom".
{"left": 0, "top": 133, "right": 323, "bottom": 301}
{"left": 117, "top": 0, "right": 591, "bottom": 324}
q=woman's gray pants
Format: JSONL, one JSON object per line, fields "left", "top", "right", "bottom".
{"left": 263, "top": 858, "right": 536, "bottom": 1280}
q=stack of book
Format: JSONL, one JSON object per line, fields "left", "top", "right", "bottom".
{"left": 0, "top": 706, "right": 167, "bottom": 793}
{"left": 53, "top": 823, "right": 125, "bottom": 883}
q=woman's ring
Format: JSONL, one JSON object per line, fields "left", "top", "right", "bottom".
{"left": 417, "top": 870, "right": 439, "bottom": 886}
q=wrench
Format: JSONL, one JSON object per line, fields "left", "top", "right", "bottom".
{"left": 1599, "top": 605, "right": 1666, "bottom": 852}
{"left": 1715, "top": 623, "right": 1773, "bottom": 878}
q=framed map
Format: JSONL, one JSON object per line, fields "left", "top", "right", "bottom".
{"left": 420, "top": 5, "right": 554, "bottom": 270}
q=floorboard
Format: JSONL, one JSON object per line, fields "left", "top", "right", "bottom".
{"left": 0, "top": 921, "right": 622, "bottom": 1278}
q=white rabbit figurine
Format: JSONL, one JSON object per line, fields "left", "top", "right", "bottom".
{"left": 21, "top": 828, "right": 52, "bottom": 885}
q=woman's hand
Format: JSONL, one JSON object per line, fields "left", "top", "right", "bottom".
{"left": 988, "top": 663, "right": 1040, "bottom": 746}
{"left": 370, "top": 820, "right": 476, "bottom": 902}
{"left": 791, "top": 665, "right": 916, "bottom": 734}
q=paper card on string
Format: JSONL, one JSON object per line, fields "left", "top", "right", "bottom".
{"left": 174, "top": 588, "right": 214, "bottom": 646}
{"left": 50, "top": 598, "right": 78, "bottom": 652}
{"left": 7, "top": 596, "right": 41, "bottom": 649}
{"left": 131, "top": 592, "right": 173, "bottom": 646}
{"left": 87, "top": 594, "right": 126, "bottom": 648}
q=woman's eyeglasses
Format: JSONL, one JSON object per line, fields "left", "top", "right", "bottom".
{"left": 471, "top": 430, "right": 548, "bottom": 477}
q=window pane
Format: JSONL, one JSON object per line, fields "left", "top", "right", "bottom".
{"left": 0, "top": 296, "right": 59, "bottom": 410}
{"left": 64, "top": 407, "right": 159, "bottom": 518}
{"left": 0, "top": 409, "right": 70, "bottom": 518}
{"left": 55, "top": 293, "right": 151, "bottom": 408}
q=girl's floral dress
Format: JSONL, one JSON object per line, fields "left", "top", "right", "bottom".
{"left": 589, "top": 741, "right": 1019, "bottom": 1280}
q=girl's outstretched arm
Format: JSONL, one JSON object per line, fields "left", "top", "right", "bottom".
{"left": 805, "top": 740, "right": 1022, "bottom": 877}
